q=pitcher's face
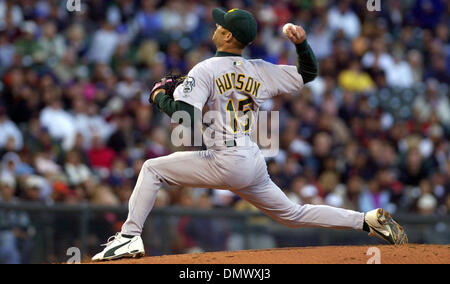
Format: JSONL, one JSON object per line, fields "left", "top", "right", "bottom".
{"left": 212, "top": 24, "right": 231, "bottom": 48}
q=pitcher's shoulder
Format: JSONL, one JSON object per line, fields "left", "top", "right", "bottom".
{"left": 247, "top": 58, "right": 272, "bottom": 67}
{"left": 192, "top": 56, "right": 266, "bottom": 71}
{"left": 190, "top": 57, "right": 218, "bottom": 72}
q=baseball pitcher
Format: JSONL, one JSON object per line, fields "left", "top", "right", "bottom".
{"left": 93, "top": 8, "right": 407, "bottom": 261}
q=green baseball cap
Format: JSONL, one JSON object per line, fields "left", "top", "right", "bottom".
{"left": 212, "top": 8, "right": 257, "bottom": 46}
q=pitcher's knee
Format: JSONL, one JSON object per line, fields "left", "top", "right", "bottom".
{"left": 142, "top": 159, "right": 161, "bottom": 180}
{"left": 143, "top": 159, "right": 158, "bottom": 171}
{"left": 142, "top": 159, "right": 153, "bottom": 169}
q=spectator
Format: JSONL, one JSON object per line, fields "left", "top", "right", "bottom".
{"left": 88, "top": 135, "right": 116, "bottom": 175}
{"left": 65, "top": 24, "right": 88, "bottom": 59}
{"left": 0, "top": 31, "right": 15, "bottom": 71}
{"left": 362, "top": 37, "right": 394, "bottom": 73}
{"left": 160, "top": 0, "right": 200, "bottom": 35}
{"left": 22, "top": 175, "right": 44, "bottom": 202}
{"left": 33, "top": 151, "right": 62, "bottom": 178}
{"left": 0, "top": 152, "right": 34, "bottom": 181}
{"left": 53, "top": 49, "right": 79, "bottom": 84}
{"left": 413, "top": 79, "right": 450, "bottom": 125}
{"left": 0, "top": 1, "right": 23, "bottom": 30}
{"left": 36, "top": 21, "right": 66, "bottom": 64}
{"left": 87, "top": 21, "right": 119, "bottom": 63}
{"left": 91, "top": 184, "right": 120, "bottom": 206}
{"left": 136, "top": 0, "right": 163, "bottom": 39}
{"left": 115, "top": 181, "right": 133, "bottom": 206}
{"left": 73, "top": 100, "right": 115, "bottom": 149}
{"left": 153, "top": 189, "right": 170, "bottom": 208}
{"left": 359, "top": 179, "right": 391, "bottom": 212}
{"left": 307, "top": 19, "right": 333, "bottom": 60}
{"left": 146, "top": 127, "right": 171, "bottom": 159}
{"left": 327, "top": 0, "right": 361, "bottom": 40}
{"left": 417, "top": 193, "right": 438, "bottom": 215}
{"left": 399, "top": 148, "right": 431, "bottom": 187}
{"left": 107, "top": 115, "right": 134, "bottom": 154}
{"left": 116, "top": 66, "right": 142, "bottom": 100}
{"left": 385, "top": 52, "right": 415, "bottom": 88}
{"left": 407, "top": 49, "right": 424, "bottom": 83}
{"left": 0, "top": 175, "right": 16, "bottom": 200}
{"left": 305, "top": 132, "right": 333, "bottom": 176}
{"left": 64, "top": 151, "right": 92, "bottom": 187}
{"left": 0, "top": 176, "right": 31, "bottom": 264}
{"left": 107, "top": 0, "right": 136, "bottom": 25}
{"left": 0, "top": 107, "right": 23, "bottom": 151}
{"left": 412, "top": 0, "right": 445, "bottom": 29}
{"left": 108, "top": 157, "right": 131, "bottom": 186}
{"left": 342, "top": 175, "right": 364, "bottom": 211}
{"left": 318, "top": 171, "right": 340, "bottom": 196}
{"left": 39, "top": 100, "right": 76, "bottom": 151}
{"left": 425, "top": 51, "right": 450, "bottom": 84}
{"left": 14, "top": 21, "right": 39, "bottom": 60}
{"left": 287, "top": 176, "right": 306, "bottom": 204}
{"left": 338, "top": 59, "right": 375, "bottom": 93}
{"left": 164, "top": 42, "right": 187, "bottom": 73}
{"left": 51, "top": 181, "right": 76, "bottom": 204}
{"left": 299, "top": 184, "right": 323, "bottom": 205}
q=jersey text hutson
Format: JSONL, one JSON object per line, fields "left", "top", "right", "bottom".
{"left": 215, "top": 72, "right": 262, "bottom": 97}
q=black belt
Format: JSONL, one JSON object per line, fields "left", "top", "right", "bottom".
{"left": 225, "top": 134, "right": 251, "bottom": 148}
{"left": 225, "top": 139, "right": 237, "bottom": 148}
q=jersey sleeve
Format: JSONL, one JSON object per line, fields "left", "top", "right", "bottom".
{"left": 258, "top": 61, "right": 304, "bottom": 98}
{"left": 173, "top": 63, "right": 211, "bottom": 111}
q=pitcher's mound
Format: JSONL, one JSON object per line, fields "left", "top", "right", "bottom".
{"left": 95, "top": 244, "right": 449, "bottom": 264}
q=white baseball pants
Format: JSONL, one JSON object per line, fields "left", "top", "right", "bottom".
{"left": 121, "top": 145, "right": 364, "bottom": 236}
{"left": 122, "top": 146, "right": 364, "bottom": 235}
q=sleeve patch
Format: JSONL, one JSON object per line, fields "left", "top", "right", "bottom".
{"left": 182, "top": 77, "right": 196, "bottom": 95}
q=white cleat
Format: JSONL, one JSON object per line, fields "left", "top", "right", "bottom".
{"left": 92, "top": 233, "right": 145, "bottom": 261}
{"left": 365, "top": 208, "right": 408, "bottom": 245}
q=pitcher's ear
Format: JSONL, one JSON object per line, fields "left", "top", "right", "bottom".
{"left": 225, "top": 31, "right": 234, "bottom": 42}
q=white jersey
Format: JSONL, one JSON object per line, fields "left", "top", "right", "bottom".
{"left": 173, "top": 55, "right": 304, "bottom": 147}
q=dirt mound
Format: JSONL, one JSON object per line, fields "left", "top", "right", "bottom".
{"left": 95, "top": 244, "right": 449, "bottom": 264}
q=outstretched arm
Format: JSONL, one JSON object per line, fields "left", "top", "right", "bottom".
{"left": 284, "top": 25, "right": 319, "bottom": 84}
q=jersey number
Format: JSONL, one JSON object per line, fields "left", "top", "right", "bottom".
{"left": 226, "top": 98, "right": 252, "bottom": 133}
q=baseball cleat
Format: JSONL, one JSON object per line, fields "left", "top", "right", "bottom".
{"left": 92, "top": 233, "right": 145, "bottom": 261}
{"left": 365, "top": 208, "right": 408, "bottom": 245}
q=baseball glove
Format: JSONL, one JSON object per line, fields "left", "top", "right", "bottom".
{"left": 149, "top": 73, "right": 186, "bottom": 103}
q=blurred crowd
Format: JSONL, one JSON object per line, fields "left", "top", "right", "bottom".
{"left": 0, "top": 0, "right": 449, "bottom": 252}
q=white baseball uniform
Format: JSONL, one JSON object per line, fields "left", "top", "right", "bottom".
{"left": 121, "top": 55, "right": 364, "bottom": 236}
